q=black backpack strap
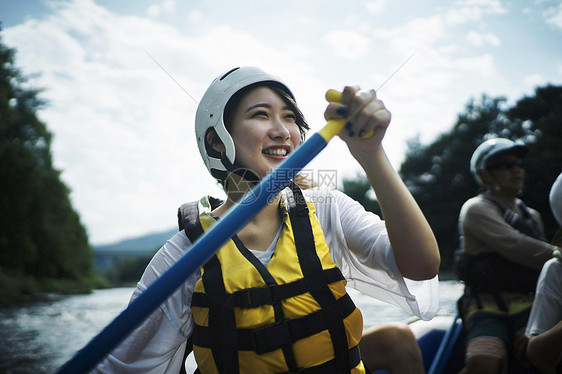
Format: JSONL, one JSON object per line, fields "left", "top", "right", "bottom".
{"left": 178, "top": 202, "right": 201, "bottom": 243}
{"left": 176, "top": 196, "right": 223, "bottom": 374}
{"left": 178, "top": 197, "right": 224, "bottom": 242}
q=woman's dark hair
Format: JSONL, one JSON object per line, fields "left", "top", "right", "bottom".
{"left": 223, "top": 82, "right": 309, "bottom": 142}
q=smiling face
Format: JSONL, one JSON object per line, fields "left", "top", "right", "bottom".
{"left": 228, "top": 86, "right": 302, "bottom": 179}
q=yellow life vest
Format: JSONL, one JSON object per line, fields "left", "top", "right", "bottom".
{"left": 183, "top": 185, "right": 365, "bottom": 374}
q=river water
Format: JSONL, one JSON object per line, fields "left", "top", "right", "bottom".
{"left": 0, "top": 281, "right": 464, "bottom": 374}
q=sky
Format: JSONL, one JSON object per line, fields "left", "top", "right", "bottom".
{"left": 1, "top": 0, "right": 561, "bottom": 245}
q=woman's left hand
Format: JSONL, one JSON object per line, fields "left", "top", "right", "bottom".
{"left": 324, "top": 85, "right": 391, "bottom": 156}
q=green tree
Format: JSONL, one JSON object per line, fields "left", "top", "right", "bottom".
{"left": 0, "top": 29, "right": 93, "bottom": 301}
{"left": 342, "top": 86, "right": 562, "bottom": 273}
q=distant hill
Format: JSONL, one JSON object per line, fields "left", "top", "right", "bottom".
{"left": 92, "top": 228, "right": 178, "bottom": 273}
{"left": 93, "top": 228, "right": 177, "bottom": 253}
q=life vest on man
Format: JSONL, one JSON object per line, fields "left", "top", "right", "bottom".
{"left": 454, "top": 196, "right": 545, "bottom": 312}
{"left": 177, "top": 184, "right": 365, "bottom": 374}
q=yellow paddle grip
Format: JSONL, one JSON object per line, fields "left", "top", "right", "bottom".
{"left": 326, "top": 89, "right": 343, "bottom": 103}
{"left": 321, "top": 89, "right": 374, "bottom": 139}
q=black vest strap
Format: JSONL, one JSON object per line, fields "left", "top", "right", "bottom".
{"left": 282, "top": 344, "right": 362, "bottom": 374}
{"left": 230, "top": 234, "right": 298, "bottom": 371}
{"left": 191, "top": 267, "right": 345, "bottom": 308}
{"left": 201, "top": 256, "right": 239, "bottom": 373}
{"left": 193, "top": 292, "right": 356, "bottom": 353}
{"left": 286, "top": 183, "right": 351, "bottom": 373}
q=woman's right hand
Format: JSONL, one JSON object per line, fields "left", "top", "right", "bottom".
{"left": 324, "top": 85, "right": 391, "bottom": 163}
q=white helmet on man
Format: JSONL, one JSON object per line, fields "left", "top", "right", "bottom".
{"left": 195, "top": 67, "right": 294, "bottom": 183}
{"left": 470, "top": 138, "right": 528, "bottom": 185}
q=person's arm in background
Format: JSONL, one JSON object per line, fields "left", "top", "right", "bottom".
{"left": 527, "top": 321, "right": 562, "bottom": 371}
{"left": 526, "top": 257, "right": 562, "bottom": 372}
{"left": 461, "top": 199, "right": 556, "bottom": 268}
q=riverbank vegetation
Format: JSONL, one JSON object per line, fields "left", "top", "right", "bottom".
{"left": 0, "top": 30, "right": 104, "bottom": 306}
{"left": 100, "top": 256, "right": 153, "bottom": 287}
{"left": 0, "top": 268, "right": 109, "bottom": 306}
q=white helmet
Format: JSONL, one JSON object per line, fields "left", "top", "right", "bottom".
{"left": 550, "top": 172, "right": 562, "bottom": 226}
{"left": 470, "top": 138, "right": 528, "bottom": 185}
{"left": 195, "top": 67, "right": 294, "bottom": 183}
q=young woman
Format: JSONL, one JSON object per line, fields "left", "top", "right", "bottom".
{"left": 93, "top": 66, "right": 440, "bottom": 374}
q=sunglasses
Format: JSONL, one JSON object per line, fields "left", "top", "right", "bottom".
{"left": 487, "top": 159, "right": 524, "bottom": 170}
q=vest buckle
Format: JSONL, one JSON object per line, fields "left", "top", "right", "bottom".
{"left": 251, "top": 319, "right": 292, "bottom": 354}
{"left": 234, "top": 284, "right": 276, "bottom": 308}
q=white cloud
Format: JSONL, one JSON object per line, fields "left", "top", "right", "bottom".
{"left": 147, "top": 4, "right": 160, "bottom": 17}
{"left": 163, "top": 0, "right": 176, "bottom": 13}
{"left": 322, "top": 30, "right": 371, "bottom": 59}
{"left": 445, "top": 6, "right": 483, "bottom": 24}
{"left": 543, "top": 3, "right": 562, "bottom": 30}
{"left": 455, "top": 53, "right": 496, "bottom": 76}
{"left": 523, "top": 73, "right": 546, "bottom": 88}
{"left": 455, "top": 0, "right": 507, "bottom": 15}
{"left": 187, "top": 10, "right": 203, "bottom": 24}
{"left": 466, "top": 30, "right": 501, "bottom": 46}
{"left": 446, "top": 0, "right": 507, "bottom": 25}
{"left": 371, "top": 15, "right": 448, "bottom": 57}
{"left": 363, "top": 0, "right": 387, "bottom": 14}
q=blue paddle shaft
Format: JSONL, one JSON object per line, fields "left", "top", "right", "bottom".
{"left": 57, "top": 133, "right": 329, "bottom": 374}
{"left": 427, "top": 312, "right": 461, "bottom": 374}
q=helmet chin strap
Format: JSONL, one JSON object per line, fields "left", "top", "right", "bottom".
{"left": 220, "top": 153, "right": 261, "bottom": 187}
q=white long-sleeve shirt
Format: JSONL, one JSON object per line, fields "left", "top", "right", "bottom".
{"left": 94, "top": 187, "right": 439, "bottom": 373}
{"left": 525, "top": 258, "right": 562, "bottom": 337}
